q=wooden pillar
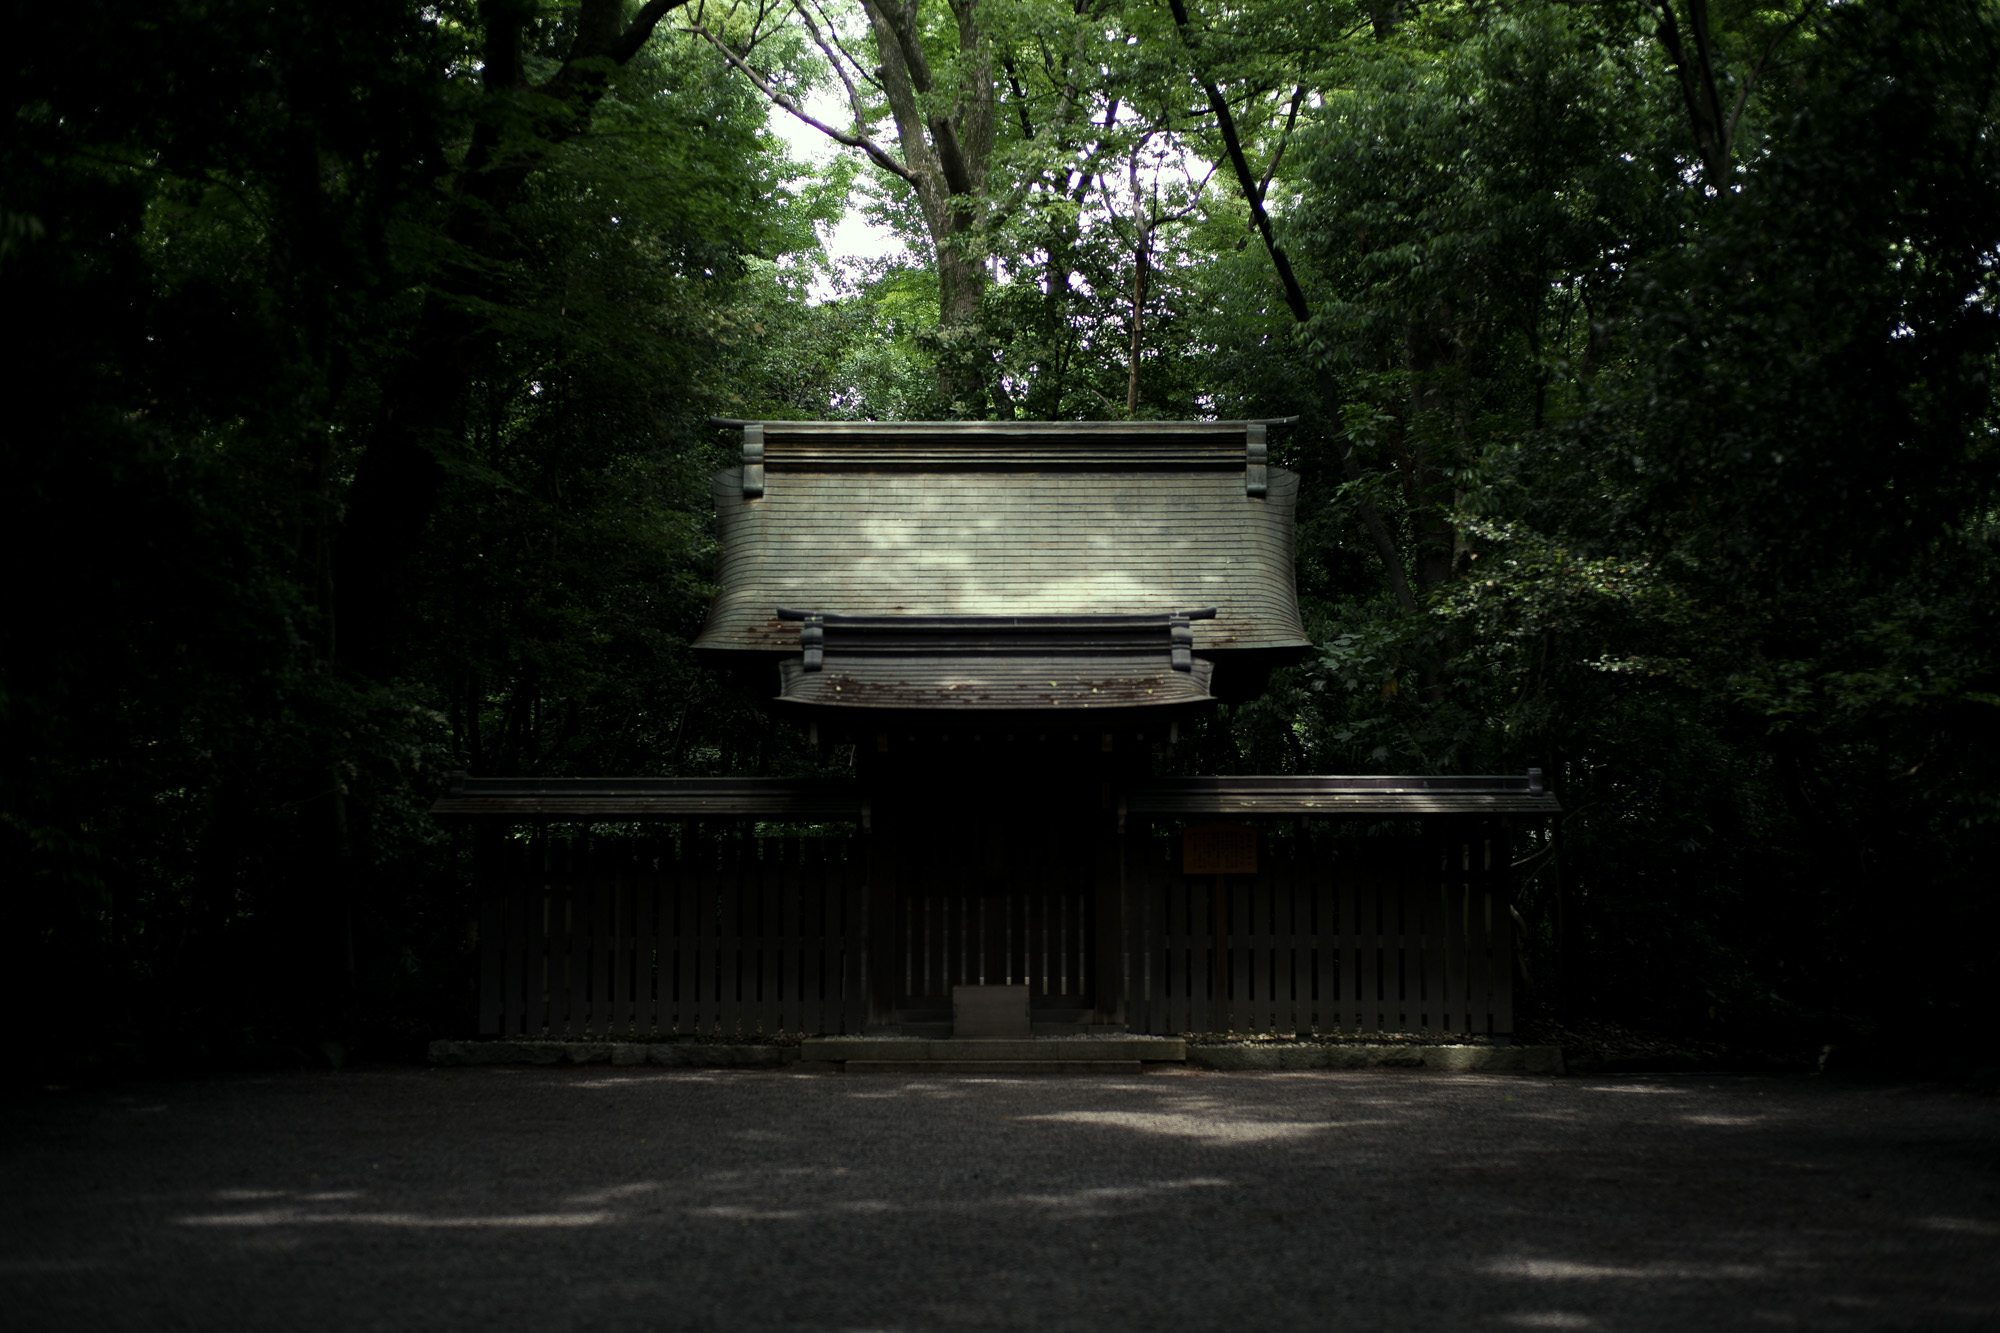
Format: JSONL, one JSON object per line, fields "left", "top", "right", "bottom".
{"left": 1552, "top": 810, "right": 1571, "bottom": 1022}
{"left": 863, "top": 801, "right": 900, "bottom": 1029}
{"left": 1492, "top": 816, "right": 1516, "bottom": 1043}
{"left": 1092, "top": 820, "right": 1126, "bottom": 1027}
{"left": 472, "top": 820, "right": 504, "bottom": 1036}
{"left": 1211, "top": 873, "right": 1230, "bottom": 1031}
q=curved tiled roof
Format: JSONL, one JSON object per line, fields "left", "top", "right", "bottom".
{"left": 694, "top": 421, "right": 1308, "bottom": 657}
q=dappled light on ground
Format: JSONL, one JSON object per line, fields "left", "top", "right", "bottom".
{"left": 1023, "top": 1108, "right": 1367, "bottom": 1145}
{"left": 4, "top": 1068, "right": 1996, "bottom": 1331}
{"left": 1482, "top": 1257, "right": 1769, "bottom": 1281}
{"left": 178, "top": 1202, "right": 612, "bottom": 1229}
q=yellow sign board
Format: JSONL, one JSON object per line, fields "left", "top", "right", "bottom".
{"left": 1183, "top": 823, "right": 1257, "bottom": 875}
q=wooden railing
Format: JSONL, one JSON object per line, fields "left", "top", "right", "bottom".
{"left": 472, "top": 826, "right": 1513, "bottom": 1038}
{"left": 1123, "top": 831, "right": 1512, "bottom": 1037}
{"left": 476, "top": 833, "right": 867, "bottom": 1038}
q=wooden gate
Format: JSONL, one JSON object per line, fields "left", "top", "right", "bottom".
{"left": 888, "top": 816, "right": 1100, "bottom": 1018}
{"left": 1123, "top": 827, "right": 1513, "bottom": 1037}
{"left": 475, "top": 831, "right": 866, "bottom": 1037}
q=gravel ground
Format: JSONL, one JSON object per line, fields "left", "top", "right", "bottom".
{"left": 3, "top": 1066, "right": 1995, "bottom": 1332}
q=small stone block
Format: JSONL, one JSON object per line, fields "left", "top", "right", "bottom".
{"left": 953, "top": 984, "right": 1030, "bottom": 1038}
{"left": 610, "top": 1044, "right": 648, "bottom": 1066}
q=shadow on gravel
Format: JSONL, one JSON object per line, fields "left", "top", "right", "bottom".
{"left": 2, "top": 1068, "right": 1996, "bottom": 1332}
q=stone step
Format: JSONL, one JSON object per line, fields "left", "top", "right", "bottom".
{"left": 801, "top": 1036, "right": 1186, "bottom": 1065}
{"left": 842, "top": 1060, "right": 1142, "bottom": 1075}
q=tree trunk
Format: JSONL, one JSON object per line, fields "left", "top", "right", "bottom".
{"left": 333, "top": 0, "right": 687, "bottom": 679}
{"left": 936, "top": 244, "right": 992, "bottom": 413}
{"left": 860, "top": 0, "right": 1000, "bottom": 415}
{"left": 1125, "top": 221, "right": 1150, "bottom": 417}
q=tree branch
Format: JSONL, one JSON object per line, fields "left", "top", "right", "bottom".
{"left": 541, "top": 0, "right": 694, "bottom": 106}
{"left": 1167, "top": 0, "right": 1419, "bottom": 616}
{"left": 930, "top": 115, "right": 975, "bottom": 195}
{"left": 1653, "top": 0, "right": 1730, "bottom": 186}
{"left": 687, "top": 21, "right": 918, "bottom": 184}
{"left": 1725, "top": 0, "right": 1826, "bottom": 153}
{"left": 986, "top": 18, "right": 1099, "bottom": 228}
{"left": 790, "top": 0, "right": 883, "bottom": 136}
{"left": 858, "top": 0, "right": 946, "bottom": 210}
{"left": 806, "top": 0, "right": 886, "bottom": 91}
{"left": 1158, "top": 162, "right": 1216, "bottom": 224}
{"left": 1684, "top": 0, "right": 1730, "bottom": 153}
{"left": 1165, "top": 0, "right": 1310, "bottom": 321}
{"left": 1257, "top": 84, "right": 1308, "bottom": 207}
{"left": 873, "top": 0, "right": 937, "bottom": 94}
{"left": 1002, "top": 55, "right": 1036, "bottom": 138}
{"left": 939, "top": 0, "right": 993, "bottom": 199}
{"left": 615, "top": 0, "right": 695, "bottom": 62}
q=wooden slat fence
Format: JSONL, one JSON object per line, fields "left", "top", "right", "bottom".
{"left": 477, "top": 832, "right": 866, "bottom": 1037}
{"left": 474, "top": 825, "right": 1513, "bottom": 1037}
{"left": 1123, "top": 828, "right": 1512, "bottom": 1037}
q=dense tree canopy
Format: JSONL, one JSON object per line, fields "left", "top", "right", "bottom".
{"left": 4, "top": 0, "right": 1995, "bottom": 1069}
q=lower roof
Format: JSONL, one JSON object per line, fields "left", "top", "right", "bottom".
{"left": 776, "top": 655, "right": 1215, "bottom": 713}
{"left": 768, "top": 609, "right": 1219, "bottom": 715}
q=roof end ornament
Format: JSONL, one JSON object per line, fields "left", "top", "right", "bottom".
{"left": 800, "top": 614, "right": 825, "bottom": 671}
{"left": 742, "top": 423, "right": 765, "bottom": 498}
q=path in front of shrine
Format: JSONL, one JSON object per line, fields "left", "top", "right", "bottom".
{"left": 4, "top": 1066, "right": 1996, "bottom": 1332}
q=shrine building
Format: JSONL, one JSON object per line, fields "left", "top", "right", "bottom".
{"left": 434, "top": 420, "right": 1558, "bottom": 1043}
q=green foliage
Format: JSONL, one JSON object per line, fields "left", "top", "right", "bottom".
{"left": 0, "top": 1, "right": 840, "bottom": 1066}
{"left": 1283, "top": 0, "right": 2000, "bottom": 1042}
{"left": 1091, "top": 0, "right": 2000, "bottom": 1047}
{"left": 6, "top": 0, "right": 1996, "bottom": 1069}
